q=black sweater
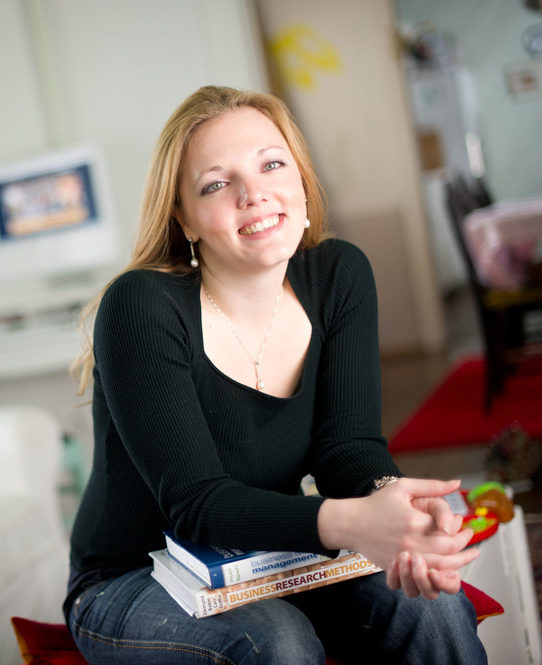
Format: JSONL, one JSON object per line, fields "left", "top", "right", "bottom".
{"left": 69, "top": 238, "right": 400, "bottom": 576}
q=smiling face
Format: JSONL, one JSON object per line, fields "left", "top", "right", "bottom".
{"left": 177, "top": 106, "right": 307, "bottom": 276}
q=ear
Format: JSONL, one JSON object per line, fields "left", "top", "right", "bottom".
{"left": 172, "top": 206, "right": 199, "bottom": 243}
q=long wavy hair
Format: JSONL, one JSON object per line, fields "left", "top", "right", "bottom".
{"left": 72, "top": 85, "right": 329, "bottom": 393}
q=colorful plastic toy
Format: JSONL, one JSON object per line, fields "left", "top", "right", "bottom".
{"left": 467, "top": 482, "right": 515, "bottom": 523}
{"left": 445, "top": 482, "right": 515, "bottom": 545}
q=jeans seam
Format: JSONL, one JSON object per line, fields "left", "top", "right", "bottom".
{"left": 73, "top": 623, "right": 236, "bottom": 664}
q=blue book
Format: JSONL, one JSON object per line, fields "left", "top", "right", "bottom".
{"left": 163, "top": 530, "right": 332, "bottom": 589}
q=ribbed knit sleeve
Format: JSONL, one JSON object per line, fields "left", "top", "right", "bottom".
{"left": 291, "top": 240, "right": 402, "bottom": 497}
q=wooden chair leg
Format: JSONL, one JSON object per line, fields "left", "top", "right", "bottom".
{"left": 482, "top": 310, "right": 508, "bottom": 411}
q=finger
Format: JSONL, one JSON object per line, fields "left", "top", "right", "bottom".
{"left": 413, "top": 526, "right": 475, "bottom": 556}
{"left": 411, "top": 553, "right": 440, "bottom": 600}
{"left": 400, "top": 477, "right": 462, "bottom": 501}
{"left": 457, "top": 527, "right": 475, "bottom": 550}
{"left": 412, "top": 496, "right": 460, "bottom": 534}
{"left": 386, "top": 558, "right": 401, "bottom": 590}
{"left": 443, "top": 526, "right": 475, "bottom": 553}
{"left": 435, "top": 513, "right": 463, "bottom": 537}
{"left": 446, "top": 513, "right": 464, "bottom": 535}
{"left": 423, "top": 546, "right": 480, "bottom": 572}
{"left": 427, "top": 498, "right": 463, "bottom": 535}
{"left": 428, "top": 568, "right": 462, "bottom": 595}
{"left": 398, "top": 551, "right": 420, "bottom": 598}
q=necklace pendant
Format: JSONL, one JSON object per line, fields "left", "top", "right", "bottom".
{"left": 202, "top": 282, "right": 282, "bottom": 396}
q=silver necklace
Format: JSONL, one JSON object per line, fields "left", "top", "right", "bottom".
{"left": 202, "top": 283, "right": 282, "bottom": 391}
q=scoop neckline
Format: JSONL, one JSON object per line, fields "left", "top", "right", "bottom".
{"left": 194, "top": 261, "right": 315, "bottom": 401}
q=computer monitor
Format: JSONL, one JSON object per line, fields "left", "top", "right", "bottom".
{"left": 0, "top": 145, "right": 120, "bottom": 286}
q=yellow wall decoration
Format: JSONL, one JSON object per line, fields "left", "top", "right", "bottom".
{"left": 267, "top": 24, "right": 343, "bottom": 90}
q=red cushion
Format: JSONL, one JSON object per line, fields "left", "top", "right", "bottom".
{"left": 10, "top": 617, "right": 89, "bottom": 665}
{"left": 461, "top": 580, "right": 504, "bottom": 623}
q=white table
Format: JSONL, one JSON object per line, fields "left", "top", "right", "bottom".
{"left": 462, "top": 506, "right": 541, "bottom": 665}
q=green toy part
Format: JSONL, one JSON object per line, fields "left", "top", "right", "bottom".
{"left": 467, "top": 482, "right": 507, "bottom": 503}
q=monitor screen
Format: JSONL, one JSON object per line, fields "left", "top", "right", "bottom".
{"left": 0, "top": 164, "right": 96, "bottom": 240}
{"left": 0, "top": 145, "right": 120, "bottom": 285}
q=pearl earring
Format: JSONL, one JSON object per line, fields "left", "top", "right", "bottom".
{"left": 304, "top": 198, "right": 310, "bottom": 228}
{"left": 188, "top": 238, "right": 199, "bottom": 268}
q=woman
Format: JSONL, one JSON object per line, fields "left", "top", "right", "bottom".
{"left": 65, "top": 85, "right": 487, "bottom": 664}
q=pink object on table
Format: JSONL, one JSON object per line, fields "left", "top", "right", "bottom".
{"left": 464, "top": 197, "right": 542, "bottom": 289}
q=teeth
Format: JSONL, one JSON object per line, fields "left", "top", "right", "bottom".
{"left": 239, "top": 214, "right": 280, "bottom": 236}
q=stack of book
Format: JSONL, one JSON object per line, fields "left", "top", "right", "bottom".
{"left": 150, "top": 530, "right": 381, "bottom": 618}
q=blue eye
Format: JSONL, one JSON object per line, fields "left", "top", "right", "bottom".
{"left": 264, "top": 160, "right": 285, "bottom": 171}
{"left": 201, "top": 181, "right": 227, "bottom": 195}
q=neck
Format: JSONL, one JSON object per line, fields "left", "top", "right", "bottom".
{"left": 200, "top": 262, "right": 288, "bottom": 320}
{"left": 200, "top": 264, "right": 287, "bottom": 392}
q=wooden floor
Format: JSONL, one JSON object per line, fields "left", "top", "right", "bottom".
{"left": 380, "top": 287, "right": 488, "bottom": 481}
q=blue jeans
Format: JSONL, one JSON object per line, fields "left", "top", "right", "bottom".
{"left": 68, "top": 568, "right": 487, "bottom": 664}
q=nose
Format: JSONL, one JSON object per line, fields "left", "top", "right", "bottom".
{"left": 237, "top": 178, "right": 266, "bottom": 208}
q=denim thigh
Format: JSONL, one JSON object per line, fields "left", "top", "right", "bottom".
{"left": 286, "top": 571, "right": 488, "bottom": 665}
{"left": 69, "top": 567, "right": 487, "bottom": 665}
{"left": 69, "top": 566, "right": 326, "bottom": 665}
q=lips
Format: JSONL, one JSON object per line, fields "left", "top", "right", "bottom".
{"left": 238, "top": 214, "right": 281, "bottom": 236}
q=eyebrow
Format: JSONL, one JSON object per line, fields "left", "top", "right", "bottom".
{"left": 194, "top": 145, "right": 287, "bottom": 184}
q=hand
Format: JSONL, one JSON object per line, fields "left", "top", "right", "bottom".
{"left": 375, "top": 479, "right": 480, "bottom": 599}
{"left": 351, "top": 478, "right": 475, "bottom": 566}
{"left": 386, "top": 550, "right": 475, "bottom": 599}
{"left": 318, "top": 477, "right": 480, "bottom": 599}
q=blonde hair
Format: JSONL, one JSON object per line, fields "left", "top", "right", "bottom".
{"left": 72, "top": 85, "right": 328, "bottom": 393}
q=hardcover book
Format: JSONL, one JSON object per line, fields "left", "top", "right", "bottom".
{"left": 164, "top": 529, "right": 332, "bottom": 588}
{"left": 150, "top": 547, "right": 380, "bottom": 618}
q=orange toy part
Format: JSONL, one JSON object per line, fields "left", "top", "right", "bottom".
{"left": 470, "top": 489, "right": 514, "bottom": 522}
